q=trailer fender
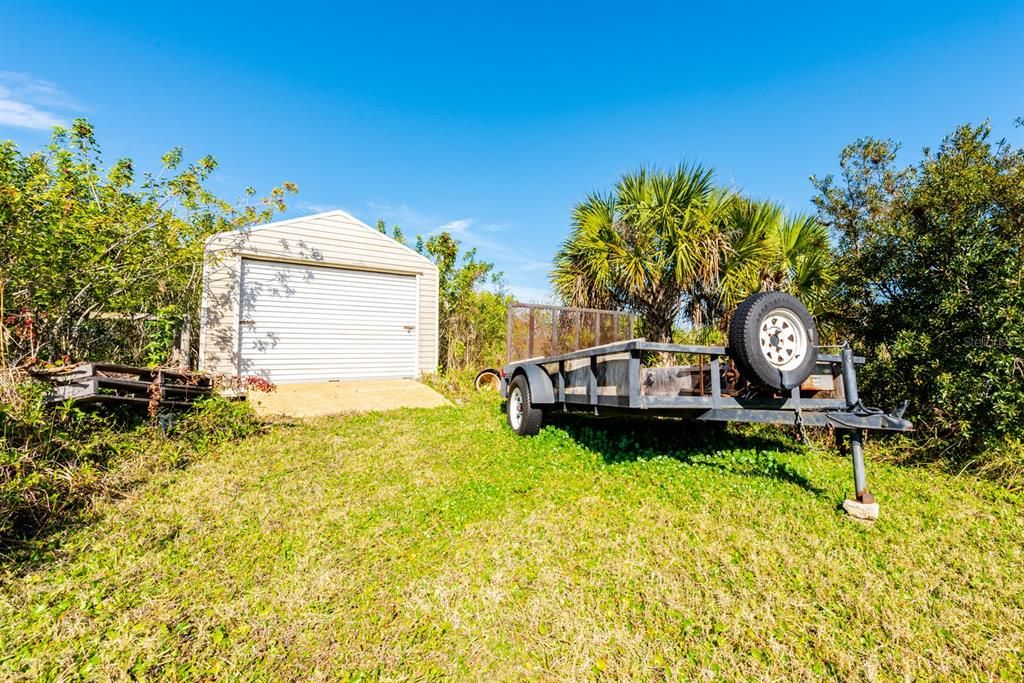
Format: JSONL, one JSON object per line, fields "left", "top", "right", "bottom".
{"left": 510, "top": 364, "right": 555, "bottom": 405}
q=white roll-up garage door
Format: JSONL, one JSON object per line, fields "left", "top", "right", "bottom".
{"left": 238, "top": 259, "right": 418, "bottom": 384}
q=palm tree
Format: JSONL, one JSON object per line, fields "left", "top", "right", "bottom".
{"left": 696, "top": 197, "right": 781, "bottom": 325}
{"left": 552, "top": 169, "right": 835, "bottom": 340}
{"left": 551, "top": 164, "right": 732, "bottom": 342}
{"left": 770, "top": 211, "right": 835, "bottom": 314}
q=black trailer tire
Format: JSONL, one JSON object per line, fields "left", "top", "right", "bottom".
{"left": 507, "top": 375, "right": 543, "bottom": 436}
{"left": 728, "top": 292, "right": 818, "bottom": 391}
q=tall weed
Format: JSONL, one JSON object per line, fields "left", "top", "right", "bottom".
{"left": 1, "top": 370, "right": 262, "bottom": 549}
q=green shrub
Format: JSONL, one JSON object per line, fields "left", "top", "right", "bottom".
{"left": 168, "top": 396, "right": 263, "bottom": 451}
{"left": 414, "top": 231, "right": 510, "bottom": 373}
{"left": 974, "top": 438, "right": 1024, "bottom": 493}
{"left": 812, "top": 122, "right": 1024, "bottom": 476}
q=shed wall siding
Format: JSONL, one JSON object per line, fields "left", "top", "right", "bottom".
{"left": 201, "top": 211, "right": 438, "bottom": 378}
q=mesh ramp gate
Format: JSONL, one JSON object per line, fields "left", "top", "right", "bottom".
{"left": 506, "top": 302, "right": 635, "bottom": 363}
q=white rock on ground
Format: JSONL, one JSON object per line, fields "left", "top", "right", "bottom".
{"left": 843, "top": 499, "right": 880, "bottom": 521}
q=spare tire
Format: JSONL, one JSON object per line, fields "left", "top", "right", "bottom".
{"left": 728, "top": 292, "right": 818, "bottom": 391}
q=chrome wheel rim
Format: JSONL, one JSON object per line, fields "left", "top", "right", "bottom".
{"left": 509, "top": 386, "right": 524, "bottom": 430}
{"left": 759, "top": 308, "right": 808, "bottom": 371}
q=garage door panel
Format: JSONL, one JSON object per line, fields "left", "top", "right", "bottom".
{"left": 242, "top": 288, "right": 416, "bottom": 303}
{"left": 245, "top": 304, "right": 417, "bottom": 316}
{"left": 243, "top": 342, "right": 419, "bottom": 351}
{"left": 239, "top": 260, "right": 418, "bottom": 383}
{"left": 244, "top": 272, "right": 415, "bottom": 288}
{"left": 245, "top": 330, "right": 417, "bottom": 341}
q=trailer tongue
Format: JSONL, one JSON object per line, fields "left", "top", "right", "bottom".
{"left": 498, "top": 295, "right": 912, "bottom": 518}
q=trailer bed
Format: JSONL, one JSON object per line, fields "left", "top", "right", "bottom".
{"left": 501, "top": 338, "right": 910, "bottom": 432}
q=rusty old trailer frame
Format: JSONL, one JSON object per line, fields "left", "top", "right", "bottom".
{"left": 501, "top": 339, "right": 912, "bottom": 505}
{"left": 33, "top": 363, "right": 214, "bottom": 409}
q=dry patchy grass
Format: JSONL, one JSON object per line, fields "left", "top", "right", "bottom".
{"left": 0, "top": 396, "right": 1022, "bottom": 680}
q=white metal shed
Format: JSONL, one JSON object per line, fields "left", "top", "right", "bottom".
{"left": 199, "top": 210, "right": 439, "bottom": 384}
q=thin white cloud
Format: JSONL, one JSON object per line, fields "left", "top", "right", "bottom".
{"left": 0, "top": 95, "right": 65, "bottom": 130}
{"left": 428, "top": 216, "right": 555, "bottom": 285}
{"left": 295, "top": 200, "right": 342, "bottom": 214}
{"left": 432, "top": 218, "right": 473, "bottom": 235}
{"left": 0, "top": 72, "right": 81, "bottom": 130}
{"left": 507, "top": 284, "right": 555, "bottom": 304}
{"left": 0, "top": 71, "right": 79, "bottom": 108}
{"left": 361, "top": 200, "right": 557, "bottom": 299}
{"left": 365, "top": 201, "right": 435, "bottom": 232}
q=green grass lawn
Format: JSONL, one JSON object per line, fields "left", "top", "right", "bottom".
{"left": 1, "top": 396, "right": 1022, "bottom": 681}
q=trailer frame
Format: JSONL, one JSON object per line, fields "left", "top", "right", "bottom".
{"left": 500, "top": 338, "right": 911, "bottom": 508}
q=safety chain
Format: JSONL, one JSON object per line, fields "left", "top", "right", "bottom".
{"left": 793, "top": 402, "right": 808, "bottom": 444}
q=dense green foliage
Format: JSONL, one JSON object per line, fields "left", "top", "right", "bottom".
{"left": 812, "top": 123, "right": 1024, "bottom": 474}
{"left": 0, "top": 370, "right": 262, "bottom": 547}
{"left": 0, "top": 120, "right": 288, "bottom": 545}
{"left": 551, "top": 165, "right": 833, "bottom": 339}
{"left": 1, "top": 398, "right": 1020, "bottom": 679}
{"left": 378, "top": 220, "right": 510, "bottom": 372}
{"left": 0, "top": 120, "right": 295, "bottom": 366}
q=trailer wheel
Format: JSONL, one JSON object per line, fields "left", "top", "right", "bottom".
{"left": 507, "top": 375, "right": 543, "bottom": 436}
{"left": 729, "top": 292, "right": 818, "bottom": 391}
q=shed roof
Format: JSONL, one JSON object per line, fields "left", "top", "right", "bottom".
{"left": 204, "top": 209, "right": 437, "bottom": 269}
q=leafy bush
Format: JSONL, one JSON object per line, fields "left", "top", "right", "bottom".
{"left": 812, "top": 122, "right": 1024, "bottom": 473}
{"left": 168, "top": 396, "right": 263, "bottom": 452}
{"left": 0, "top": 369, "right": 262, "bottom": 548}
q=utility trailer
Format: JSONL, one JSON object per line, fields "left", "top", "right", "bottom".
{"left": 499, "top": 292, "right": 912, "bottom": 516}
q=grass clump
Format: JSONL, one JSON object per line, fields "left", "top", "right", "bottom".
{"left": 0, "top": 368, "right": 261, "bottom": 551}
{"left": 420, "top": 367, "right": 490, "bottom": 403}
{"left": 1, "top": 394, "right": 1021, "bottom": 680}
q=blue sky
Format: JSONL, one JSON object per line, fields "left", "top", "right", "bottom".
{"left": 2, "top": 1, "right": 1022, "bottom": 302}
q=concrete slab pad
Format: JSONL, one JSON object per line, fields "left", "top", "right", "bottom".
{"left": 247, "top": 379, "right": 450, "bottom": 418}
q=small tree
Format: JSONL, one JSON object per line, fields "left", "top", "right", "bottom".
{"left": 0, "top": 120, "right": 297, "bottom": 366}
{"left": 375, "top": 223, "right": 510, "bottom": 373}
{"left": 417, "top": 232, "right": 509, "bottom": 372}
